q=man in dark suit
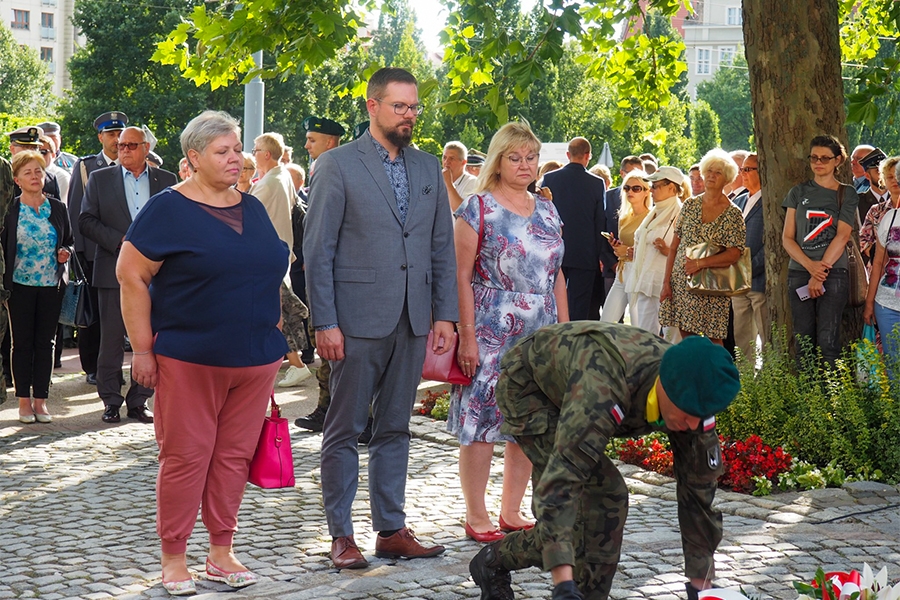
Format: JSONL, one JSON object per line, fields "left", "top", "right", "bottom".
{"left": 68, "top": 111, "right": 128, "bottom": 385}
{"left": 305, "top": 67, "right": 458, "bottom": 569}
{"left": 542, "top": 137, "right": 607, "bottom": 321}
{"left": 80, "top": 126, "right": 177, "bottom": 424}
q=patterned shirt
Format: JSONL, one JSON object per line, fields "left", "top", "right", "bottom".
{"left": 13, "top": 199, "right": 58, "bottom": 287}
{"left": 370, "top": 131, "right": 410, "bottom": 224}
{"left": 860, "top": 195, "right": 894, "bottom": 255}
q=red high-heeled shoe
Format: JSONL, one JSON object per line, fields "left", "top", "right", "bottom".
{"left": 498, "top": 515, "right": 535, "bottom": 532}
{"left": 464, "top": 522, "right": 505, "bottom": 543}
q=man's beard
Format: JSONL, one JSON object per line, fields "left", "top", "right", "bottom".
{"left": 385, "top": 122, "right": 414, "bottom": 149}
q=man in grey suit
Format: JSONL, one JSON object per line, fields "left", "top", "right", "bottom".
{"left": 80, "top": 126, "right": 178, "bottom": 424}
{"left": 68, "top": 111, "right": 128, "bottom": 385}
{"left": 305, "top": 67, "right": 458, "bottom": 570}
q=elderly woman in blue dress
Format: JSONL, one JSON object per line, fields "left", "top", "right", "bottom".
{"left": 450, "top": 122, "right": 568, "bottom": 542}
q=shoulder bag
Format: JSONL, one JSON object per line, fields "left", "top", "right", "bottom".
{"left": 248, "top": 395, "right": 295, "bottom": 489}
{"left": 685, "top": 242, "right": 752, "bottom": 297}
{"left": 59, "top": 253, "right": 97, "bottom": 327}
{"left": 838, "top": 184, "right": 868, "bottom": 307}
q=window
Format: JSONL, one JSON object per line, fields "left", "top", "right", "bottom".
{"left": 720, "top": 46, "right": 736, "bottom": 65}
{"left": 697, "top": 48, "right": 711, "bottom": 75}
{"left": 41, "top": 12, "right": 55, "bottom": 39}
{"left": 11, "top": 9, "right": 29, "bottom": 30}
{"left": 41, "top": 47, "right": 55, "bottom": 73}
{"left": 727, "top": 7, "right": 742, "bottom": 26}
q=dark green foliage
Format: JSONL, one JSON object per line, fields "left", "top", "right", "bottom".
{"left": 717, "top": 327, "right": 900, "bottom": 483}
{"left": 0, "top": 24, "right": 52, "bottom": 117}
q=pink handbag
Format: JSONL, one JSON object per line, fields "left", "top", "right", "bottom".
{"left": 248, "top": 395, "right": 295, "bottom": 488}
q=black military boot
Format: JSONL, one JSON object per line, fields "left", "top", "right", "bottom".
{"left": 469, "top": 542, "right": 513, "bottom": 600}
{"left": 294, "top": 405, "right": 327, "bottom": 432}
{"left": 551, "top": 581, "right": 585, "bottom": 599}
{"left": 685, "top": 583, "right": 702, "bottom": 600}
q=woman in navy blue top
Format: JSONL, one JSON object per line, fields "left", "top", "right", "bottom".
{"left": 118, "top": 111, "right": 288, "bottom": 595}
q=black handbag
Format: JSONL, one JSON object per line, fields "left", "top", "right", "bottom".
{"left": 59, "top": 254, "right": 97, "bottom": 328}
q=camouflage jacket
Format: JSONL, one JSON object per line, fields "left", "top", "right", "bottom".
{"left": 497, "top": 321, "right": 724, "bottom": 573}
{"left": 0, "top": 157, "right": 12, "bottom": 292}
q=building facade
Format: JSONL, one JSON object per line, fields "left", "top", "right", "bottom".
{"left": 682, "top": 0, "right": 745, "bottom": 98}
{"left": 2, "top": 0, "right": 80, "bottom": 97}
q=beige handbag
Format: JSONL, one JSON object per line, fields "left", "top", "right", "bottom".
{"left": 685, "top": 243, "right": 752, "bottom": 296}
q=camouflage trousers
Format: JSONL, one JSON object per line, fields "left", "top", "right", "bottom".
{"left": 0, "top": 301, "right": 7, "bottom": 405}
{"left": 281, "top": 283, "right": 309, "bottom": 353}
{"left": 306, "top": 318, "right": 331, "bottom": 411}
{"left": 494, "top": 414, "right": 627, "bottom": 600}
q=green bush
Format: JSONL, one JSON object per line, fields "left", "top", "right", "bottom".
{"left": 716, "top": 327, "right": 900, "bottom": 484}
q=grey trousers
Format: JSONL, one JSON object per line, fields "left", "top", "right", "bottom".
{"left": 320, "top": 309, "right": 426, "bottom": 538}
{"left": 97, "top": 288, "right": 153, "bottom": 409}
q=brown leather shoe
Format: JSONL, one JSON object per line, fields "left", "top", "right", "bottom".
{"left": 374, "top": 527, "right": 445, "bottom": 559}
{"left": 331, "top": 536, "right": 368, "bottom": 569}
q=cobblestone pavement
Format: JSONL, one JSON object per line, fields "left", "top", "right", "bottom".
{"left": 1, "top": 362, "right": 899, "bottom": 600}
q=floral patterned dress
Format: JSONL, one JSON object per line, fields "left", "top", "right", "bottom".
{"left": 448, "top": 192, "right": 564, "bottom": 445}
{"left": 659, "top": 195, "right": 745, "bottom": 339}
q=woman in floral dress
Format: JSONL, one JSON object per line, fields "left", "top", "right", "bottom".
{"left": 660, "top": 148, "right": 745, "bottom": 343}
{"left": 450, "top": 122, "right": 568, "bottom": 542}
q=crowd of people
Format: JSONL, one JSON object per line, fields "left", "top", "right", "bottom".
{"left": 0, "top": 63, "right": 895, "bottom": 600}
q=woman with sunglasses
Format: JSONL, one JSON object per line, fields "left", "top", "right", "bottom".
{"left": 782, "top": 135, "right": 858, "bottom": 365}
{"left": 601, "top": 170, "right": 651, "bottom": 324}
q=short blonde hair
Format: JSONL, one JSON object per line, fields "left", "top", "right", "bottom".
{"left": 699, "top": 148, "right": 739, "bottom": 183}
{"left": 254, "top": 132, "right": 286, "bottom": 160}
{"left": 12, "top": 150, "right": 45, "bottom": 178}
{"left": 475, "top": 122, "right": 541, "bottom": 193}
{"left": 589, "top": 164, "right": 612, "bottom": 188}
{"left": 618, "top": 170, "right": 650, "bottom": 221}
{"left": 881, "top": 155, "right": 900, "bottom": 184}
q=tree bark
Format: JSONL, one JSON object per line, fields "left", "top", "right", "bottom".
{"left": 743, "top": 0, "right": 852, "bottom": 343}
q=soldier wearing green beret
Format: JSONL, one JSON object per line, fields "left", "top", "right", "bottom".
{"left": 0, "top": 155, "right": 12, "bottom": 402}
{"left": 470, "top": 321, "right": 740, "bottom": 600}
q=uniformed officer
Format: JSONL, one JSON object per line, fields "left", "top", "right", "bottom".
{"left": 6, "top": 126, "right": 61, "bottom": 200}
{"left": 67, "top": 111, "right": 129, "bottom": 385}
{"left": 0, "top": 156, "right": 13, "bottom": 402}
{"left": 469, "top": 322, "right": 740, "bottom": 600}
{"left": 303, "top": 116, "right": 345, "bottom": 176}
{"left": 36, "top": 121, "right": 78, "bottom": 173}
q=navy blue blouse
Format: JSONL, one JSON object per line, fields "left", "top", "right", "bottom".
{"left": 125, "top": 189, "right": 289, "bottom": 367}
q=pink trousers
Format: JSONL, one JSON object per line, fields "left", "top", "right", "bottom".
{"left": 154, "top": 355, "right": 281, "bottom": 554}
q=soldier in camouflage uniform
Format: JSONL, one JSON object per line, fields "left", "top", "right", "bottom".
{"left": 0, "top": 156, "right": 13, "bottom": 404}
{"left": 469, "top": 321, "right": 741, "bottom": 600}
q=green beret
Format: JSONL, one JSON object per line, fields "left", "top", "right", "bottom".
{"left": 302, "top": 116, "right": 345, "bottom": 138}
{"left": 352, "top": 121, "right": 369, "bottom": 140}
{"left": 659, "top": 336, "right": 740, "bottom": 418}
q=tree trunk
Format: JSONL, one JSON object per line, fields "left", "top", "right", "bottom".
{"left": 743, "top": 0, "right": 851, "bottom": 344}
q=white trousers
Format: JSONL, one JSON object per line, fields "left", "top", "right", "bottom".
{"left": 731, "top": 290, "right": 769, "bottom": 358}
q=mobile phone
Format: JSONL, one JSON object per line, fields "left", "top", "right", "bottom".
{"left": 601, "top": 232, "right": 613, "bottom": 240}
{"left": 796, "top": 284, "right": 824, "bottom": 301}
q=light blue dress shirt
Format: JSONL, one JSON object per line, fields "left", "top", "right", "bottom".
{"left": 122, "top": 165, "right": 150, "bottom": 220}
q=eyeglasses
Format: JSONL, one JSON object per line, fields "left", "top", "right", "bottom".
{"left": 242, "top": 166, "right": 255, "bottom": 171}
{"left": 651, "top": 181, "right": 672, "bottom": 190}
{"left": 740, "top": 167, "right": 758, "bottom": 173}
{"left": 504, "top": 154, "right": 539, "bottom": 166}
{"left": 622, "top": 185, "right": 648, "bottom": 192}
{"left": 373, "top": 98, "right": 424, "bottom": 115}
{"left": 117, "top": 142, "right": 146, "bottom": 151}
{"left": 808, "top": 155, "right": 836, "bottom": 163}
{"left": 251, "top": 148, "right": 265, "bottom": 154}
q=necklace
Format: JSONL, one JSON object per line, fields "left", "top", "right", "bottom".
{"left": 495, "top": 188, "right": 533, "bottom": 216}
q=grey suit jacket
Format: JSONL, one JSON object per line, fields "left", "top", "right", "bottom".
{"left": 79, "top": 164, "right": 177, "bottom": 288}
{"left": 304, "top": 133, "right": 458, "bottom": 339}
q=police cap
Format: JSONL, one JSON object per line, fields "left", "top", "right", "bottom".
{"left": 93, "top": 111, "right": 129, "bottom": 133}
{"left": 860, "top": 148, "right": 887, "bottom": 171}
{"left": 7, "top": 126, "right": 44, "bottom": 147}
{"left": 466, "top": 154, "right": 485, "bottom": 166}
{"left": 303, "top": 116, "right": 346, "bottom": 138}
{"left": 36, "top": 121, "right": 61, "bottom": 135}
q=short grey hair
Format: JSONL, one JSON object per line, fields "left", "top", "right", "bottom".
{"left": 699, "top": 148, "right": 739, "bottom": 183}
{"left": 181, "top": 111, "right": 241, "bottom": 165}
{"left": 444, "top": 141, "right": 467, "bottom": 161}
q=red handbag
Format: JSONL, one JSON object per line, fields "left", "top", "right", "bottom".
{"left": 421, "top": 331, "right": 472, "bottom": 385}
{"left": 248, "top": 395, "right": 295, "bottom": 489}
